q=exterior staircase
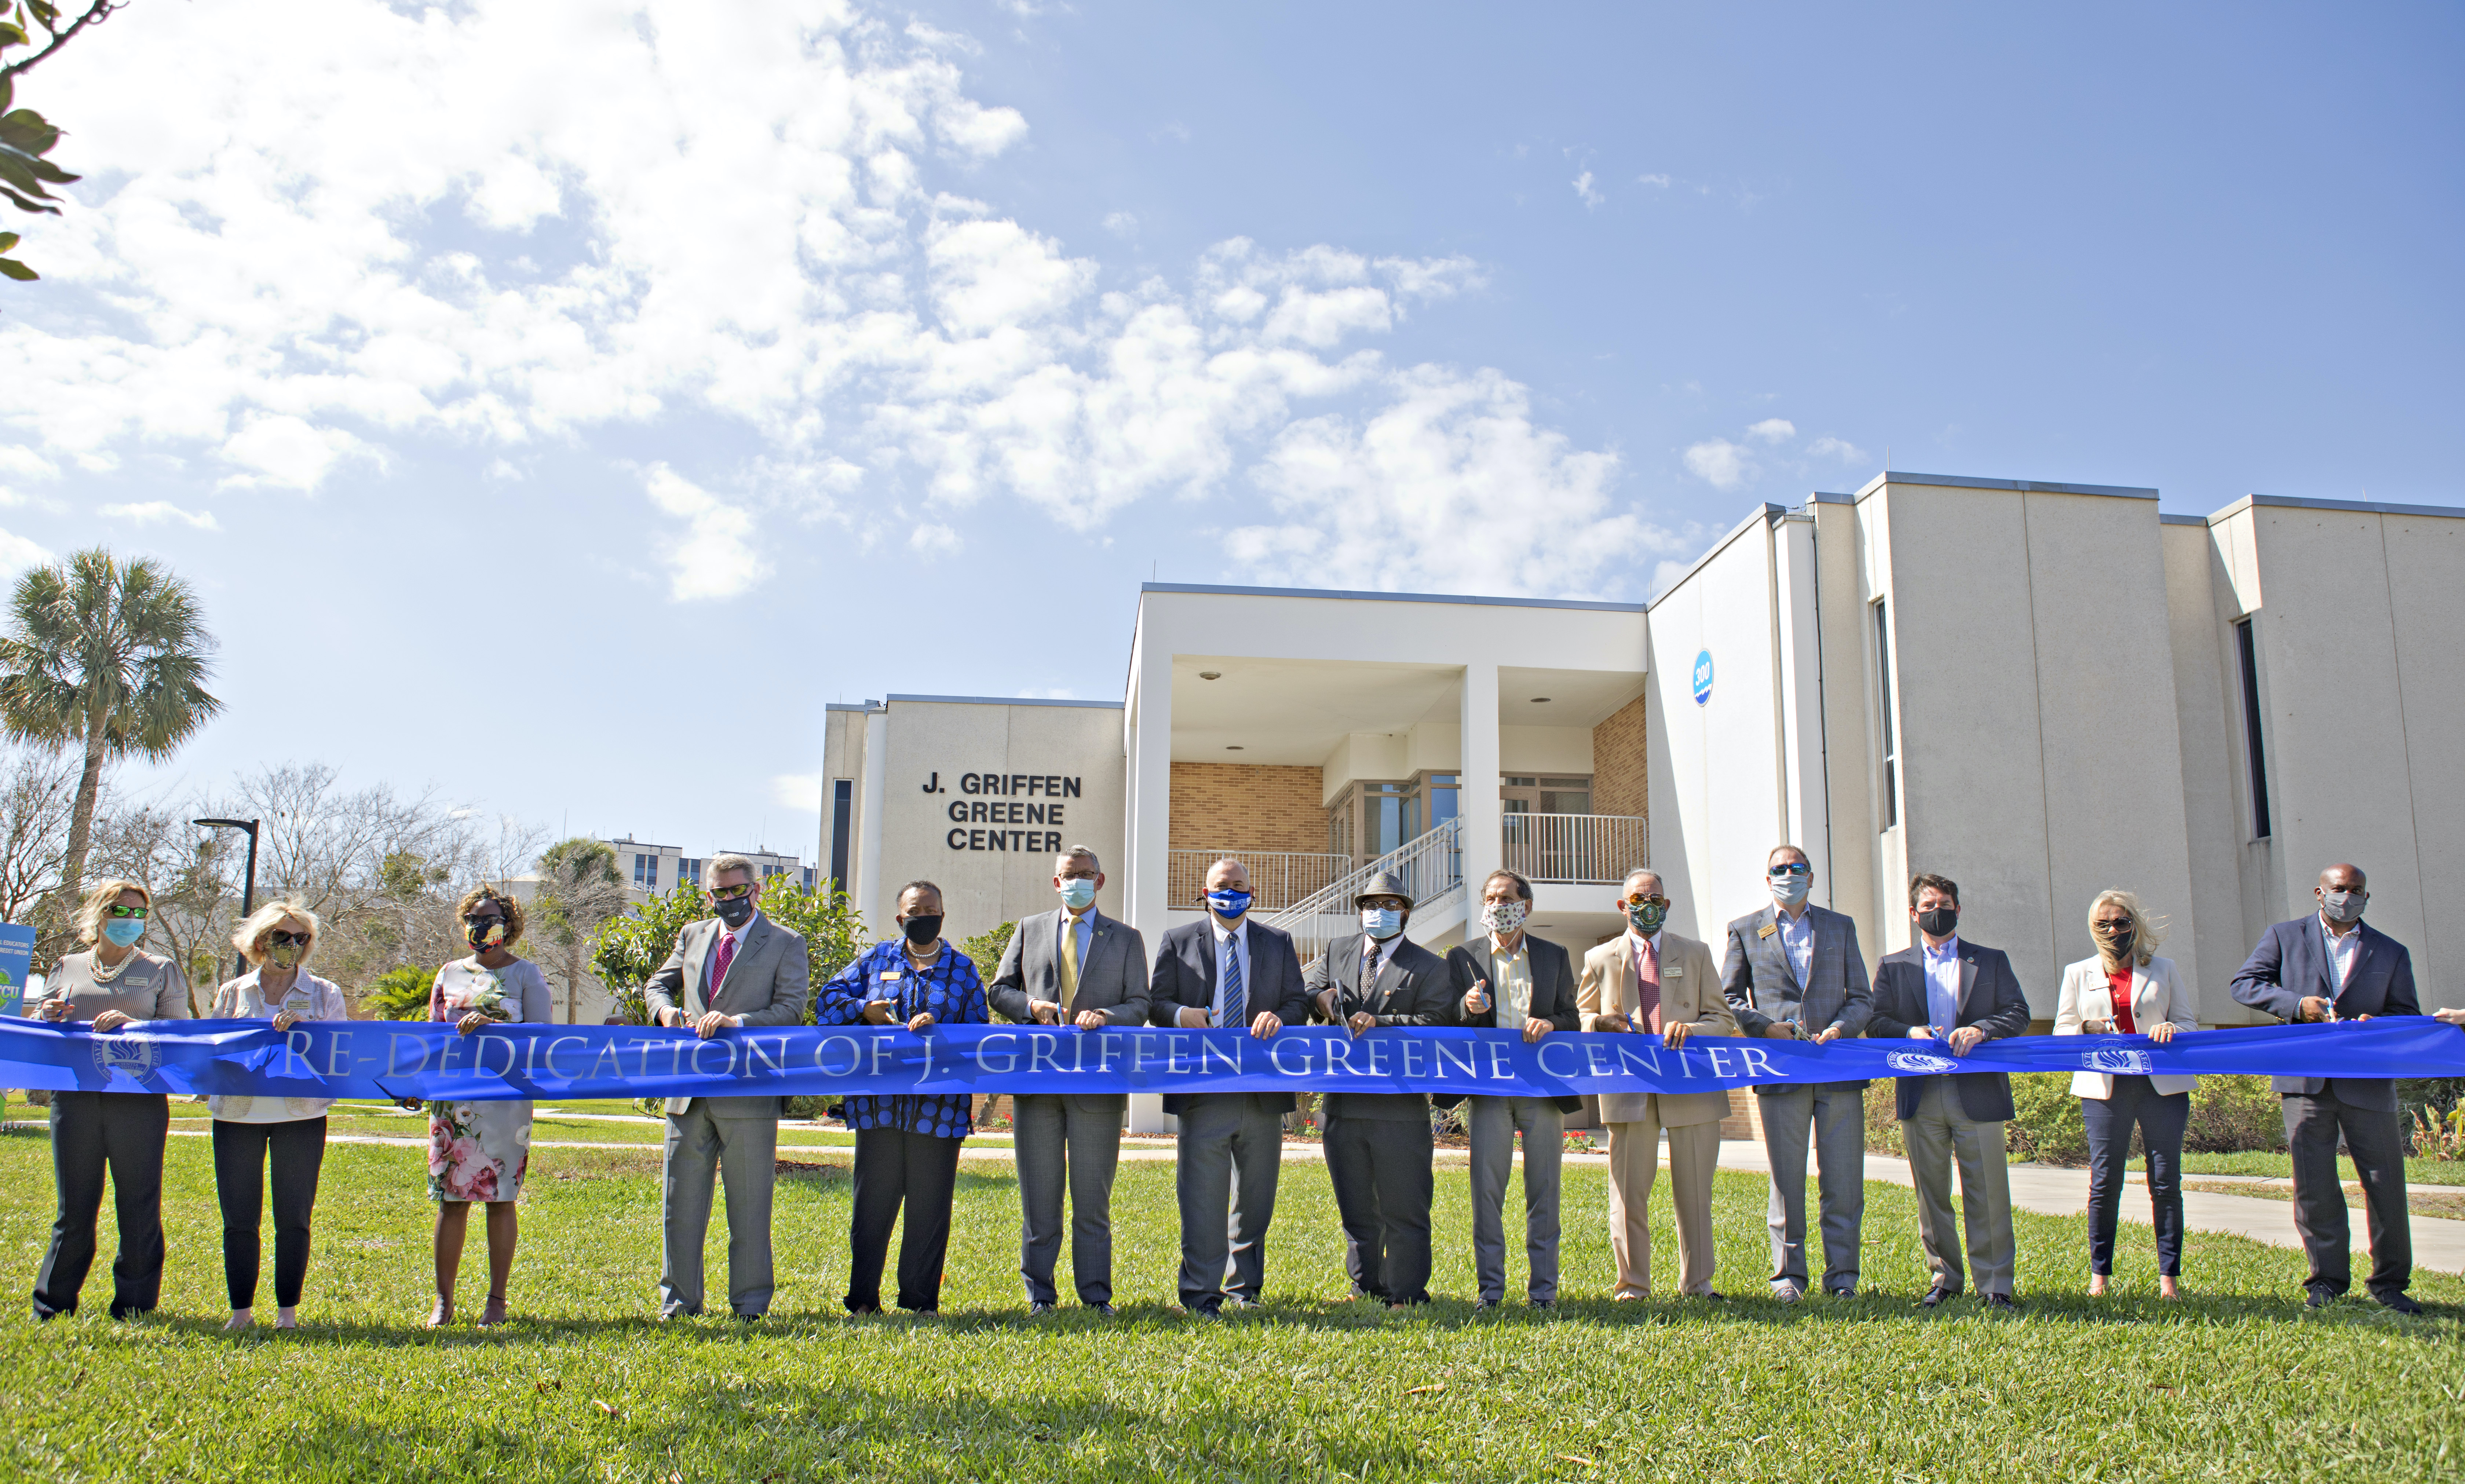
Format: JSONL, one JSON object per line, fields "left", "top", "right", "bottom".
{"left": 1263, "top": 817, "right": 1465, "bottom": 966}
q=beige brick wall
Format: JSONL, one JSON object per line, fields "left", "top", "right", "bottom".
{"left": 1591, "top": 691, "right": 1648, "bottom": 820}
{"left": 1169, "top": 763, "right": 1328, "bottom": 854}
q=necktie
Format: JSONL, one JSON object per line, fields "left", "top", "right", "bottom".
{"left": 1636, "top": 936, "right": 1663, "bottom": 1034}
{"left": 1058, "top": 915, "right": 1082, "bottom": 1013}
{"left": 709, "top": 930, "right": 736, "bottom": 996}
{"left": 1363, "top": 940, "right": 1384, "bottom": 1005}
{"left": 1219, "top": 930, "right": 1245, "bottom": 1029}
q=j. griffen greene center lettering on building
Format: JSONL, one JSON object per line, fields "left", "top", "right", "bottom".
{"left": 924, "top": 771, "right": 1084, "bottom": 853}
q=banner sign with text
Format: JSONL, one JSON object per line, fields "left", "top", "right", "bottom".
{"left": 1, "top": 1017, "right": 2459, "bottom": 1104}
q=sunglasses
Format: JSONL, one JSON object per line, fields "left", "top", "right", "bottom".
{"left": 1768, "top": 863, "right": 1811, "bottom": 878}
{"left": 2092, "top": 919, "right": 2133, "bottom": 933}
{"left": 265, "top": 929, "right": 311, "bottom": 948}
{"left": 709, "top": 883, "right": 756, "bottom": 902}
{"left": 1622, "top": 895, "right": 1670, "bottom": 909}
{"left": 108, "top": 904, "right": 149, "bottom": 920}
{"left": 463, "top": 914, "right": 505, "bottom": 928}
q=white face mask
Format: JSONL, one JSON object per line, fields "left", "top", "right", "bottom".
{"left": 1361, "top": 907, "right": 1405, "bottom": 941}
{"left": 1769, "top": 875, "right": 1811, "bottom": 910}
{"left": 1480, "top": 899, "right": 1529, "bottom": 935}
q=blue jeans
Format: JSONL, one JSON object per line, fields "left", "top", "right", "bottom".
{"left": 2081, "top": 1077, "right": 2189, "bottom": 1276}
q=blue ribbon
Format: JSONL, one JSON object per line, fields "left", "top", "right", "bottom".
{"left": 3, "top": 1017, "right": 2459, "bottom": 1103}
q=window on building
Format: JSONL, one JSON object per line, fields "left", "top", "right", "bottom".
{"left": 829, "top": 779, "right": 853, "bottom": 892}
{"left": 1500, "top": 776, "right": 1593, "bottom": 814}
{"left": 632, "top": 852, "right": 652, "bottom": 888}
{"left": 680, "top": 857, "right": 704, "bottom": 888}
{"left": 1874, "top": 598, "right": 1899, "bottom": 830}
{"left": 2236, "top": 617, "right": 2272, "bottom": 840}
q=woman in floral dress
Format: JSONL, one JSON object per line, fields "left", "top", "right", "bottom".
{"left": 421, "top": 887, "right": 553, "bottom": 1327}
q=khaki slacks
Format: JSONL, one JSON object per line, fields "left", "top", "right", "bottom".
{"left": 1604, "top": 1108, "right": 1721, "bottom": 1297}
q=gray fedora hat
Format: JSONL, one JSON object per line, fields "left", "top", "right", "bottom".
{"left": 1353, "top": 869, "right": 1414, "bottom": 908}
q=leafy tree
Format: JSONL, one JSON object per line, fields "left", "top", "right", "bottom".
{"left": 961, "top": 920, "right": 1016, "bottom": 1001}
{"left": 591, "top": 876, "right": 866, "bottom": 1027}
{"left": 364, "top": 963, "right": 435, "bottom": 1021}
{"left": 0, "top": 549, "right": 218, "bottom": 904}
{"left": 530, "top": 836, "right": 624, "bottom": 1023}
{"left": 0, "top": 3, "right": 125, "bottom": 282}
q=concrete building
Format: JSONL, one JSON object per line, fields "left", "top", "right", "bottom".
{"left": 820, "top": 473, "right": 2465, "bottom": 1128}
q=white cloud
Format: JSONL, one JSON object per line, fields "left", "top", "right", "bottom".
{"left": 1682, "top": 437, "right": 1753, "bottom": 490}
{"left": 1573, "top": 171, "right": 1604, "bottom": 209}
{"left": 1809, "top": 434, "right": 1867, "bottom": 463}
{"left": 1746, "top": 417, "right": 1796, "bottom": 444}
{"left": 0, "top": 446, "right": 58, "bottom": 480}
{"left": 910, "top": 522, "right": 960, "bottom": 556}
{"left": 1103, "top": 211, "right": 1139, "bottom": 238}
{"left": 0, "top": 528, "right": 50, "bottom": 571}
{"left": 2, "top": 1, "right": 1663, "bottom": 602}
{"left": 98, "top": 501, "right": 220, "bottom": 530}
{"left": 641, "top": 463, "right": 769, "bottom": 601}
{"left": 1636, "top": 173, "right": 1672, "bottom": 188}
{"left": 768, "top": 772, "right": 823, "bottom": 809}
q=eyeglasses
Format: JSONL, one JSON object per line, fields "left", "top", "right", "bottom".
{"left": 108, "top": 904, "right": 149, "bottom": 920}
{"left": 709, "top": 884, "right": 756, "bottom": 902}
{"left": 265, "top": 930, "right": 311, "bottom": 948}
{"left": 1768, "top": 863, "right": 1811, "bottom": 878}
{"left": 1622, "top": 895, "right": 1670, "bottom": 909}
{"left": 2092, "top": 919, "right": 2133, "bottom": 934}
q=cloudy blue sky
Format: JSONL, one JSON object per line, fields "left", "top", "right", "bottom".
{"left": 2, "top": 0, "right": 2457, "bottom": 863}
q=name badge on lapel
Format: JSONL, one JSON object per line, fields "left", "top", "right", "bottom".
{"left": 879, "top": 970, "right": 902, "bottom": 982}
{"left": 1667, "top": 966, "right": 1684, "bottom": 978}
{"left": 1757, "top": 923, "right": 1777, "bottom": 939}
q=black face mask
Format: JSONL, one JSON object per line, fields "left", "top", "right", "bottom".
{"left": 713, "top": 894, "right": 756, "bottom": 929}
{"left": 2103, "top": 930, "right": 2135, "bottom": 960}
{"left": 902, "top": 914, "right": 943, "bottom": 947}
{"left": 1917, "top": 906, "right": 1958, "bottom": 938}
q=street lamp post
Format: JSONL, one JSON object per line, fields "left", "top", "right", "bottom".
{"left": 193, "top": 818, "right": 259, "bottom": 984}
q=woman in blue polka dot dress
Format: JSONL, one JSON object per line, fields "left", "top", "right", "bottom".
{"left": 815, "top": 879, "right": 988, "bottom": 1314}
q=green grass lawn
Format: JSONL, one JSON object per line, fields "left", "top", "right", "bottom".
{"left": 0, "top": 1121, "right": 2459, "bottom": 1482}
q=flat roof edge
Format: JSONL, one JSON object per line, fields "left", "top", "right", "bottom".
{"left": 823, "top": 702, "right": 884, "bottom": 713}
{"left": 884, "top": 692, "right": 1126, "bottom": 710}
{"left": 1646, "top": 503, "right": 1786, "bottom": 610}
{"left": 1137, "top": 581, "right": 1645, "bottom": 614}
{"left": 2158, "top": 513, "right": 2209, "bottom": 527}
{"left": 2225, "top": 492, "right": 2465, "bottom": 522}
{"left": 1852, "top": 471, "right": 2159, "bottom": 500}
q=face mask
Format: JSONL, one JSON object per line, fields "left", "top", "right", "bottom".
{"left": 2320, "top": 889, "right": 2364, "bottom": 925}
{"left": 1361, "top": 907, "right": 1405, "bottom": 941}
{"left": 713, "top": 893, "right": 756, "bottom": 929}
{"left": 1917, "top": 906, "right": 1958, "bottom": 938}
{"left": 1625, "top": 900, "right": 1665, "bottom": 935}
{"left": 1481, "top": 899, "right": 1529, "bottom": 935}
{"left": 902, "top": 914, "right": 943, "bottom": 947}
{"left": 1058, "top": 878, "right": 1097, "bottom": 910}
{"left": 2101, "top": 929, "right": 2135, "bottom": 960}
{"left": 101, "top": 918, "right": 145, "bottom": 948}
{"left": 1769, "top": 875, "right": 1812, "bottom": 910}
{"left": 466, "top": 918, "right": 507, "bottom": 952}
{"left": 1205, "top": 888, "right": 1252, "bottom": 921}
{"left": 265, "top": 943, "right": 304, "bottom": 971}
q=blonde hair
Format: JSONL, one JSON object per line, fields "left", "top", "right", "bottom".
{"left": 76, "top": 878, "right": 151, "bottom": 946}
{"left": 456, "top": 885, "right": 525, "bottom": 947}
{"left": 233, "top": 900, "right": 320, "bottom": 966}
{"left": 2088, "top": 889, "right": 2166, "bottom": 968}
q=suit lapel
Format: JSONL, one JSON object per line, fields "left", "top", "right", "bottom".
{"left": 685, "top": 922, "right": 715, "bottom": 1008}
{"left": 718, "top": 917, "right": 769, "bottom": 999}
{"left": 1769, "top": 906, "right": 1804, "bottom": 993}
{"left": 1956, "top": 949, "right": 1979, "bottom": 1017}
{"left": 1078, "top": 911, "right": 1114, "bottom": 992}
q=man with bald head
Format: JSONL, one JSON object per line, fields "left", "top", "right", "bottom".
{"left": 2231, "top": 862, "right": 2423, "bottom": 1313}
{"left": 1577, "top": 868, "right": 1737, "bottom": 1300}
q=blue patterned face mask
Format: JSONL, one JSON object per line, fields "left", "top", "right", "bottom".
{"left": 102, "top": 918, "right": 146, "bottom": 948}
{"left": 1205, "top": 888, "right": 1252, "bottom": 921}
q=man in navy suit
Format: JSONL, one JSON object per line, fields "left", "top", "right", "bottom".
{"left": 1147, "top": 858, "right": 1310, "bottom": 1315}
{"left": 1865, "top": 872, "right": 2031, "bottom": 1309}
{"left": 2231, "top": 862, "right": 2423, "bottom": 1313}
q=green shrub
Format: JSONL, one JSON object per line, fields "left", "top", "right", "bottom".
{"left": 1863, "top": 1071, "right": 2290, "bottom": 1163}
{"left": 1863, "top": 1083, "right": 1904, "bottom": 1156}
{"left": 2005, "top": 1072, "right": 2089, "bottom": 1166}
{"left": 2184, "top": 1075, "right": 2286, "bottom": 1154}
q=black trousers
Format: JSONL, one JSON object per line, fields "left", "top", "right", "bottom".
{"left": 2284, "top": 1093, "right": 2412, "bottom": 1297}
{"left": 1322, "top": 1114, "right": 1435, "bottom": 1304}
{"left": 2081, "top": 1077, "right": 2189, "bottom": 1276}
{"left": 847, "top": 1127, "right": 963, "bottom": 1313}
{"left": 32, "top": 1092, "right": 169, "bottom": 1319}
{"left": 211, "top": 1117, "right": 328, "bottom": 1309}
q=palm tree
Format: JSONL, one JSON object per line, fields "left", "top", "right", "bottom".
{"left": 0, "top": 548, "right": 220, "bottom": 902}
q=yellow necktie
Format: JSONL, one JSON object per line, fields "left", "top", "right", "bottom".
{"left": 1058, "top": 916, "right": 1081, "bottom": 1013}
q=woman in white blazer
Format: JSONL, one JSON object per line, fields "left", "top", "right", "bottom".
{"left": 2055, "top": 889, "right": 2196, "bottom": 1299}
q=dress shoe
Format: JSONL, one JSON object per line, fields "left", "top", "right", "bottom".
{"left": 1027, "top": 1301, "right": 1056, "bottom": 1315}
{"left": 2376, "top": 1291, "right": 2424, "bottom": 1315}
{"left": 1472, "top": 1298, "right": 1502, "bottom": 1310}
{"left": 1690, "top": 1290, "right": 1727, "bottom": 1303}
{"left": 2303, "top": 1286, "right": 2337, "bottom": 1310}
{"left": 1087, "top": 1302, "right": 1118, "bottom": 1317}
{"left": 1771, "top": 1282, "right": 1804, "bottom": 1305}
{"left": 1528, "top": 1298, "right": 1557, "bottom": 1310}
{"left": 1221, "top": 1294, "right": 1258, "bottom": 1310}
{"left": 1917, "top": 1286, "right": 1957, "bottom": 1309}
{"left": 1982, "top": 1293, "right": 2021, "bottom": 1312}
{"left": 1189, "top": 1302, "right": 1223, "bottom": 1320}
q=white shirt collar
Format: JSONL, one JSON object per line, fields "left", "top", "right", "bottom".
{"left": 1626, "top": 928, "right": 1663, "bottom": 957}
{"left": 1210, "top": 914, "right": 1244, "bottom": 943}
{"left": 1922, "top": 934, "right": 1961, "bottom": 960}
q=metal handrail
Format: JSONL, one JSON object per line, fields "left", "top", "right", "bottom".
{"left": 1265, "top": 817, "right": 1463, "bottom": 965}
{"left": 1165, "top": 849, "right": 1354, "bottom": 912}
{"left": 1500, "top": 812, "right": 1648, "bottom": 884}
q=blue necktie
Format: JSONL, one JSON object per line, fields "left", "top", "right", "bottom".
{"left": 1219, "top": 932, "right": 1245, "bottom": 1030}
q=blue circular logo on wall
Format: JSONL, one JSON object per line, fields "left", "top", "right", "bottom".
{"left": 1691, "top": 649, "right": 1714, "bottom": 706}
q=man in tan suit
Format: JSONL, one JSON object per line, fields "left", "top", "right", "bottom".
{"left": 1577, "top": 867, "right": 1736, "bottom": 1300}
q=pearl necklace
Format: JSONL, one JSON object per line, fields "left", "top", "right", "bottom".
{"left": 88, "top": 949, "right": 138, "bottom": 985}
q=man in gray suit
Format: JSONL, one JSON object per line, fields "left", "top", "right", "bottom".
{"left": 1307, "top": 870, "right": 1457, "bottom": 1308}
{"left": 989, "top": 844, "right": 1150, "bottom": 1315}
{"left": 643, "top": 854, "right": 811, "bottom": 1319}
{"left": 1721, "top": 844, "right": 1874, "bottom": 1302}
{"left": 1147, "top": 858, "right": 1309, "bottom": 1316}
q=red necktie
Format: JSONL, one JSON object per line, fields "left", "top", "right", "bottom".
{"left": 1637, "top": 937, "right": 1664, "bottom": 1034}
{"left": 710, "top": 930, "right": 736, "bottom": 993}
